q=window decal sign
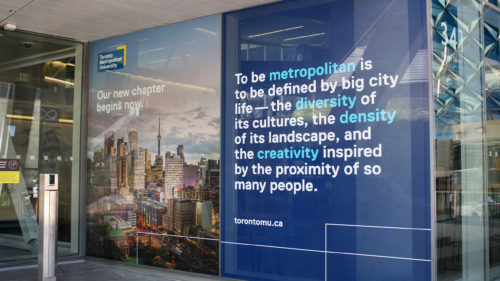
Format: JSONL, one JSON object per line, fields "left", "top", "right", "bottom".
{"left": 0, "top": 159, "right": 20, "bottom": 183}
{"left": 87, "top": 15, "right": 221, "bottom": 275}
{"left": 221, "top": 1, "right": 432, "bottom": 280}
{"left": 98, "top": 46, "right": 126, "bottom": 72}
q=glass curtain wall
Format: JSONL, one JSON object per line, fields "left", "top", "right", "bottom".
{"left": 0, "top": 30, "right": 82, "bottom": 263}
{"left": 433, "top": 0, "right": 500, "bottom": 280}
{"left": 485, "top": 2, "right": 500, "bottom": 280}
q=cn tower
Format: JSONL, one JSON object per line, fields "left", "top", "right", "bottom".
{"left": 157, "top": 115, "right": 161, "bottom": 156}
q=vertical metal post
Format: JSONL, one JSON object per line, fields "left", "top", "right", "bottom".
{"left": 38, "top": 174, "right": 58, "bottom": 281}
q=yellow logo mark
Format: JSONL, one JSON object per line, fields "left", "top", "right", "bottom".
{"left": 117, "top": 45, "right": 127, "bottom": 66}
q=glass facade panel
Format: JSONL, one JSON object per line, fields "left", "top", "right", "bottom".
{"left": 224, "top": 1, "right": 430, "bottom": 280}
{"left": 432, "top": 0, "right": 487, "bottom": 280}
{"left": 86, "top": 15, "right": 221, "bottom": 275}
{"left": 484, "top": 4, "right": 500, "bottom": 280}
{"left": 0, "top": 30, "right": 82, "bottom": 262}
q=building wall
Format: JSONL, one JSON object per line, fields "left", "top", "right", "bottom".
{"left": 82, "top": 1, "right": 500, "bottom": 280}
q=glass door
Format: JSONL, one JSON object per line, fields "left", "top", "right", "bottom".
{"left": 0, "top": 30, "right": 82, "bottom": 263}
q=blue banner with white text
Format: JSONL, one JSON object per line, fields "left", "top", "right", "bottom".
{"left": 222, "top": 0, "right": 431, "bottom": 280}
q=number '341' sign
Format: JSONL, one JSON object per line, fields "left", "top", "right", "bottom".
{"left": 440, "top": 22, "right": 463, "bottom": 49}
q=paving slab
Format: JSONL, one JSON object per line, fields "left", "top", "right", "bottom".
{"left": 0, "top": 257, "right": 233, "bottom": 281}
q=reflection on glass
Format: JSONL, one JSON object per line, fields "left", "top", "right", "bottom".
{"left": 432, "top": 0, "right": 487, "bottom": 280}
{"left": 484, "top": 5, "right": 500, "bottom": 280}
{"left": 0, "top": 30, "right": 82, "bottom": 262}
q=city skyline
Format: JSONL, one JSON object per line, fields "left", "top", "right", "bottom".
{"left": 88, "top": 15, "right": 220, "bottom": 166}
{"left": 92, "top": 127, "right": 219, "bottom": 187}
{"left": 88, "top": 111, "right": 220, "bottom": 166}
{"left": 87, "top": 125, "right": 220, "bottom": 273}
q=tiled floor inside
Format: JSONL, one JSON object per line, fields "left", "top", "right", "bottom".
{"left": 1, "top": 257, "right": 228, "bottom": 281}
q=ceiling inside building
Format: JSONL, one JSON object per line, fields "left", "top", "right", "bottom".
{"left": 0, "top": 0, "right": 280, "bottom": 42}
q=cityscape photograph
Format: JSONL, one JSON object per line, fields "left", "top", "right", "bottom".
{"left": 86, "top": 15, "right": 221, "bottom": 275}
{"left": 86, "top": 117, "right": 220, "bottom": 274}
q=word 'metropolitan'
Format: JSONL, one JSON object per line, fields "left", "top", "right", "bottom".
{"left": 269, "top": 59, "right": 372, "bottom": 81}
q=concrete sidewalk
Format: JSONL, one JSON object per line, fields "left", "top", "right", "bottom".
{"left": 1, "top": 257, "right": 230, "bottom": 281}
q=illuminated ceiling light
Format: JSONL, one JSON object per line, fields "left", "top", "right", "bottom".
{"left": 149, "top": 58, "right": 169, "bottom": 64}
{"left": 49, "top": 61, "right": 74, "bottom": 67}
{"left": 283, "top": 32, "right": 326, "bottom": 41}
{"left": 58, "top": 119, "right": 74, "bottom": 124}
{"left": 138, "top": 47, "right": 165, "bottom": 55}
{"left": 248, "top": 26, "right": 304, "bottom": 38}
{"left": 109, "top": 71, "right": 216, "bottom": 93}
{"left": 4, "top": 23, "right": 16, "bottom": 31}
{"left": 149, "top": 55, "right": 189, "bottom": 64}
{"left": 44, "top": 76, "right": 75, "bottom": 86}
{"left": 6, "top": 114, "right": 34, "bottom": 120}
{"left": 195, "top": 27, "right": 216, "bottom": 36}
